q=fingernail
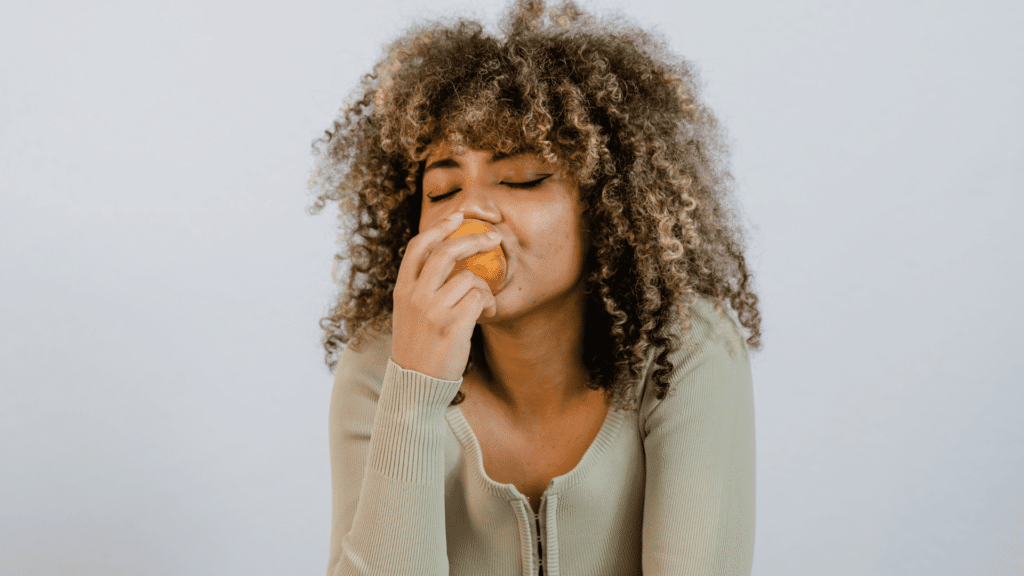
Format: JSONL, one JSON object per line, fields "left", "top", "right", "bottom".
{"left": 486, "top": 231, "right": 500, "bottom": 240}
{"left": 448, "top": 212, "right": 463, "bottom": 221}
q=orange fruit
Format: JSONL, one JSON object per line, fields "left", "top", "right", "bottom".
{"left": 444, "top": 219, "right": 507, "bottom": 294}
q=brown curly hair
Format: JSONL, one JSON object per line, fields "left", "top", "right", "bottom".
{"left": 307, "top": 0, "right": 763, "bottom": 413}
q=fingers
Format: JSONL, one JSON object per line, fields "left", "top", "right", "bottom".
{"left": 396, "top": 211, "right": 500, "bottom": 324}
{"left": 396, "top": 212, "right": 466, "bottom": 294}
{"left": 456, "top": 282, "right": 496, "bottom": 322}
{"left": 435, "top": 269, "right": 496, "bottom": 317}
{"left": 421, "top": 231, "right": 501, "bottom": 295}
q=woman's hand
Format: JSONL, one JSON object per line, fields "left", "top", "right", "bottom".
{"left": 390, "top": 212, "right": 502, "bottom": 382}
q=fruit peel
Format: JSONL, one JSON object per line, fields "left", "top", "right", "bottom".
{"left": 444, "top": 219, "right": 507, "bottom": 294}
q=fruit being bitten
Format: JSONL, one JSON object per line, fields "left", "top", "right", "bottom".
{"left": 444, "top": 219, "right": 506, "bottom": 294}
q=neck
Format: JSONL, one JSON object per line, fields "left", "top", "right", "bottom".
{"left": 470, "top": 290, "right": 602, "bottom": 423}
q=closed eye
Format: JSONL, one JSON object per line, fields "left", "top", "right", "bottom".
{"left": 502, "top": 175, "right": 553, "bottom": 189}
{"left": 427, "top": 174, "right": 553, "bottom": 203}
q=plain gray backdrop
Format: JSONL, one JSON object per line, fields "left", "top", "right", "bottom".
{"left": 2, "top": 0, "right": 1022, "bottom": 574}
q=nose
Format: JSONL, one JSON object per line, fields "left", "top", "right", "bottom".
{"left": 449, "top": 179, "right": 500, "bottom": 220}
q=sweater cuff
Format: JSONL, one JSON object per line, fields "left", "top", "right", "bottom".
{"left": 365, "top": 358, "right": 463, "bottom": 484}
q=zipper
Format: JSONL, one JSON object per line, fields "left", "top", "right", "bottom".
{"left": 534, "top": 509, "right": 544, "bottom": 576}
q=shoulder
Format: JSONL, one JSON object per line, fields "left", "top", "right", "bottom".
{"left": 637, "top": 292, "right": 753, "bottom": 432}
{"left": 679, "top": 292, "right": 748, "bottom": 359}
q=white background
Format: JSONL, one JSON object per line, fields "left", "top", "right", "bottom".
{"left": 2, "top": 0, "right": 1022, "bottom": 574}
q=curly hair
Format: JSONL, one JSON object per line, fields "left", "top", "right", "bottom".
{"left": 307, "top": 0, "right": 763, "bottom": 414}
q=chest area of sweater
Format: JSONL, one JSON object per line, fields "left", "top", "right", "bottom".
{"left": 442, "top": 405, "right": 646, "bottom": 576}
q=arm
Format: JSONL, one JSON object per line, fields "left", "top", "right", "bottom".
{"left": 642, "top": 296, "right": 756, "bottom": 575}
{"left": 327, "top": 328, "right": 460, "bottom": 576}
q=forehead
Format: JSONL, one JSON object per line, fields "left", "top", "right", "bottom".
{"left": 423, "top": 140, "right": 561, "bottom": 168}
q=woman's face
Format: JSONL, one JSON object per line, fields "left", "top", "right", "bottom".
{"left": 418, "top": 142, "right": 591, "bottom": 320}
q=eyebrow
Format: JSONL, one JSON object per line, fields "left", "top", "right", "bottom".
{"left": 423, "top": 151, "right": 522, "bottom": 175}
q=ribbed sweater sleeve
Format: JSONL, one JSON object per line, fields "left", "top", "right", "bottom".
{"left": 641, "top": 297, "right": 757, "bottom": 575}
{"left": 326, "top": 329, "right": 461, "bottom": 576}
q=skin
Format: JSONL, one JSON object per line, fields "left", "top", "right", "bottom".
{"left": 418, "top": 142, "right": 607, "bottom": 429}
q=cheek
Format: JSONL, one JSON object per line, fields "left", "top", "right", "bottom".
{"left": 417, "top": 198, "right": 432, "bottom": 234}
{"left": 540, "top": 215, "right": 583, "bottom": 259}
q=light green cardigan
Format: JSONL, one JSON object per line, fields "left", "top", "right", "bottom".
{"left": 327, "top": 293, "right": 755, "bottom": 576}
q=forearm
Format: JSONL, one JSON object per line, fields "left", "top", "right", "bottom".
{"left": 329, "top": 359, "right": 460, "bottom": 576}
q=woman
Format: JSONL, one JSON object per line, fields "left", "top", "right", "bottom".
{"left": 308, "top": 1, "right": 763, "bottom": 574}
